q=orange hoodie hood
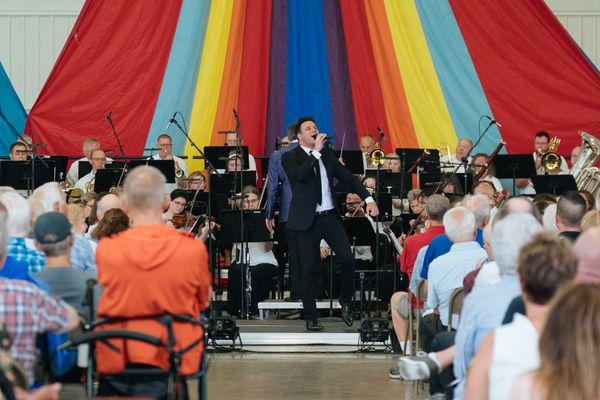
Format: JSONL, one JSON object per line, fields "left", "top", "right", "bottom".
{"left": 117, "top": 224, "right": 189, "bottom": 270}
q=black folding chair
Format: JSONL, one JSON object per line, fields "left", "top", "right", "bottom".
{"left": 59, "top": 313, "right": 208, "bottom": 400}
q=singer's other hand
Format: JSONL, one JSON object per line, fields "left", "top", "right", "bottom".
{"left": 265, "top": 218, "right": 275, "bottom": 231}
{"left": 366, "top": 202, "right": 379, "bottom": 217}
{"left": 338, "top": 157, "right": 346, "bottom": 166}
{"left": 313, "top": 133, "right": 327, "bottom": 153}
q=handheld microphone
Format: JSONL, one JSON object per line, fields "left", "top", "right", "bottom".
{"left": 484, "top": 115, "right": 502, "bottom": 128}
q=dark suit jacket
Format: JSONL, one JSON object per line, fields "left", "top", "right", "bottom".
{"left": 282, "top": 145, "right": 371, "bottom": 231}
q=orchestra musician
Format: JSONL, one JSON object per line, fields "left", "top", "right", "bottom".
{"left": 180, "top": 171, "right": 206, "bottom": 191}
{"left": 516, "top": 131, "right": 568, "bottom": 195}
{"left": 74, "top": 149, "right": 106, "bottom": 191}
{"left": 8, "top": 142, "right": 28, "bottom": 161}
{"left": 162, "top": 189, "right": 188, "bottom": 227}
{"left": 224, "top": 131, "right": 257, "bottom": 171}
{"left": 282, "top": 116, "right": 379, "bottom": 331}
{"left": 151, "top": 133, "right": 188, "bottom": 178}
{"left": 440, "top": 138, "right": 473, "bottom": 173}
{"left": 360, "top": 134, "right": 377, "bottom": 169}
{"left": 470, "top": 152, "right": 503, "bottom": 191}
{"left": 66, "top": 138, "right": 113, "bottom": 185}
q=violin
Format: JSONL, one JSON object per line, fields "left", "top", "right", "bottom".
{"left": 172, "top": 211, "right": 198, "bottom": 230}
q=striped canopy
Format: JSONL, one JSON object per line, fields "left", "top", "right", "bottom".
{"left": 24, "top": 0, "right": 600, "bottom": 169}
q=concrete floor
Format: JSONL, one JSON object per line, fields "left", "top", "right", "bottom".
{"left": 207, "top": 352, "right": 420, "bottom": 400}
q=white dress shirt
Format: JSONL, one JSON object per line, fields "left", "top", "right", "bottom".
{"left": 440, "top": 155, "right": 471, "bottom": 173}
{"left": 74, "top": 171, "right": 95, "bottom": 191}
{"left": 151, "top": 154, "right": 189, "bottom": 176}
{"left": 67, "top": 156, "right": 113, "bottom": 183}
{"left": 520, "top": 152, "right": 569, "bottom": 195}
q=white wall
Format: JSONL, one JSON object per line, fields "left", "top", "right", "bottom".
{"left": 0, "top": 0, "right": 84, "bottom": 110}
{"left": 0, "top": 0, "right": 598, "bottom": 112}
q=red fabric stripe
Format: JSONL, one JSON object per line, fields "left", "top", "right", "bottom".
{"left": 237, "top": 0, "right": 273, "bottom": 158}
{"left": 450, "top": 0, "right": 600, "bottom": 154}
{"left": 25, "top": 0, "right": 182, "bottom": 156}
{"left": 339, "top": 0, "right": 391, "bottom": 152}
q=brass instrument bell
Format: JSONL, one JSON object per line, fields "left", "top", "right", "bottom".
{"left": 541, "top": 137, "right": 561, "bottom": 172}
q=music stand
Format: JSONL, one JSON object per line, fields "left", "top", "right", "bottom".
{"left": 204, "top": 146, "right": 250, "bottom": 171}
{"left": 377, "top": 192, "right": 393, "bottom": 222}
{"left": 184, "top": 191, "right": 228, "bottom": 223}
{"left": 43, "top": 156, "right": 68, "bottom": 182}
{"left": 494, "top": 154, "right": 537, "bottom": 195}
{"left": 0, "top": 160, "right": 57, "bottom": 190}
{"left": 532, "top": 175, "right": 578, "bottom": 196}
{"left": 364, "top": 170, "right": 412, "bottom": 198}
{"left": 219, "top": 209, "right": 272, "bottom": 318}
{"left": 128, "top": 159, "right": 176, "bottom": 183}
{"left": 396, "top": 148, "right": 440, "bottom": 174}
{"left": 209, "top": 171, "right": 257, "bottom": 196}
{"left": 94, "top": 169, "right": 124, "bottom": 192}
{"left": 334, "top": 150, "right": 364, "bottom": 174}
{"left": 343, "top": 217, "right": 377, "bottom": 317}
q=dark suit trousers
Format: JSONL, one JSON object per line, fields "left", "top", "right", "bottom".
{"left": 295, "top": 213, "right": 355, "bottom": 320}
{"left": 283, "top": 222, "right": 302, "bottom": 298}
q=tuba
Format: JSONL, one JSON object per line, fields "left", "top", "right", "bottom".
{"left": 541, "top": 137, "right": 561, "bottom": 172}
{"left": 571, "top": 132, "right": 600, "bottom": 196}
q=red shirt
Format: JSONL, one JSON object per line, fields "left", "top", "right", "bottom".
{"left": 400, "top": 225, "right": 445, "bottom": 279}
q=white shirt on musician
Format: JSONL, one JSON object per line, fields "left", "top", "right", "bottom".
{"left": 440, "top": 154, "right": 471, "bottom": 173}
{"left": 67, "top": 156, "right": 113, "bottom": 184}
{"left": 483, "top": 175, "right": 503, "bottom": 192}
{"left": 150, "top": 154, "right": 189, "bottom": 177}
{"left": 74, "top": 171, "right": 95, "bottom": 191}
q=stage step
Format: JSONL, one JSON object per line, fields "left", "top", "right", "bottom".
{"left": 257, "top": 300, "right": 341, "bottom": 320}
{"left": 211, "top": 319, "right": 390, "bottom": 352}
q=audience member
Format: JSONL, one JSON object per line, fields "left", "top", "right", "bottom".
{"left": 580, "top": 210, "right": 599, "bottom": 232}
{"left": 509, "top": 283, "right": 600, "bottom": 400}
{"left": 0, "top": 192, "right": 45, "bottom": 273}
{"left": 29, "top": 183, "right": 96, "bottom": 272}
{"left": 87, "top": 192, "right": 121, "bottom": 236}
{"left": 33, "top": 212, "right": 99, "bottom": 321}
{"left": 91, "top": 209, "right": 130, "bottom": 241}
{"left": 66, "top": 204, "right": 87, "bottom": 236}
{"left": 0, "top": 209, "right": 79, "bottom": 384}
{"left": 422, "top": 207, "right": 485, "bottom": 350}
{"left": 573, "top": 227, "right": 600, "bottom": 284}
{"left": 95, "top": 166, "right": 211, "bottom": 397}
{"left": 577, "top": 189, "right": 594, "bottom": 211}
{"left": 556, "top": 191, "right": 586, "bottom": 242}
{"left": 465, "top": 233, "right": 577, "bottom": 400}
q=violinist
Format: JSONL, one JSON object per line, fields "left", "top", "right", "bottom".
{"left": 344, "top": 192, "right": 365, "bottom": 217}
{"left": 163, "top": 189, "right": 189, "bottom": 228}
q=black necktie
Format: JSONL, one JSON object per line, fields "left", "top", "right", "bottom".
{"left": 310, "top": 151, "right": 323, "bottom": 205}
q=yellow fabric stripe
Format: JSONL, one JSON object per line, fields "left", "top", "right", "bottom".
{"left": 383, "top": 0, "right": 457, "bottom": 150}
{"left": 184, "top": 0, "right": 234, "bottom": 170}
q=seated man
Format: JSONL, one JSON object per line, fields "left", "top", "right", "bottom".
{"left": 33, "top": 212, "right": 99, "bottom": 321}
{"left": 0, "top": 207, "right": 79, "bottom": 385}
{"left": 222, "top": 131, "right": 257, "bottom": 171}
{"left": 8, "top": 142, "right": 28, "bottom": 161}
{"left": 74, "top": 149, "right": 106, "bottom": 191}
{"left": 422, "top": 207, "right": 486, "bottom": 350}
{"left": 66, "top": 138, "right": 113, "bottom": 186}
{"left": 95, "top": 166, "right": 211, "bottom": 397}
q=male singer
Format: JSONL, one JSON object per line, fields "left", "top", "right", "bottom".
{"left": 282, "top": 117, "right": 379, "bottom": 331}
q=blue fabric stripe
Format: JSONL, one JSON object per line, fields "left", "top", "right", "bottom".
{"left": 145, "top": 0, "right": 211, "bottom": 156}
{"left": 284, "top": 0, "right": 334, "bottom": 142}
{"left": 415, "top": 0, "right": 504, "bottom": 155}
{"left": 0, "top": 63, "right": 27, "bottom": 155}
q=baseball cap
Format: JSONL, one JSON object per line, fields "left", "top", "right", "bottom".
{"left": 34, "top": 212, "right": 71, "bottom": 244}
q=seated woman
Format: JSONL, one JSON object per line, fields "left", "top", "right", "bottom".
{"left": 162, "top": 189, "right": 188, "bottom": 227}
{"left": 227, "top": 185, "right": 278, "bottom": 318}
{"left": 179, "top": 170, "right": 206, "bottom": 191}
{"left": 91, "top": 208, "right": 130, "bottom": 241}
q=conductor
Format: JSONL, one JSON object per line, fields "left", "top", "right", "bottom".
{"left": 282, "top": 117, "right": 379, "bottom": 331}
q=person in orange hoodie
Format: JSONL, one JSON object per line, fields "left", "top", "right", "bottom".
{"left": 95, "top": 165, "right": 211, "bottom": 398}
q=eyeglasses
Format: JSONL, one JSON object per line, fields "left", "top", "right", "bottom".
{"left": 173, "top": 200, "right": 187, "bottom": 207}
{"left": 91, "top": 157, "right": 106, "bottom": 162}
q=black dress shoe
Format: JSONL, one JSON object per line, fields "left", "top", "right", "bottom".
{"left": 341, "top": 304, "right": 353, "bottom": 326}
{"left": 306, "top": 319, "right": 324, "bottom": 331}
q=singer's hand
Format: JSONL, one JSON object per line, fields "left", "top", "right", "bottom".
{"left": 338, "top": 157, "right": 346, "bottom": 166}
{"left": 313, "top": 133, "right": 327, "bottom": 153}
{"left": 265, "top": 218, "right": 275, "bottom": 231}
{"left": 366, "top": 203, "right": 379, "bottom": 217}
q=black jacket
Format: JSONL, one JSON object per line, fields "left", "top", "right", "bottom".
{"left": 282, "top": 145, "right": 371, "bottom": 231}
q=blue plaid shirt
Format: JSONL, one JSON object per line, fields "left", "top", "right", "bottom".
{"left": 71, "top": 233, "right": 96, "bottom": 272}
{"left": 7, "top": 237, "right": 45, "bottom": 274}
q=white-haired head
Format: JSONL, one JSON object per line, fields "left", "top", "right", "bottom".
{"left": 461, "top": 194, "right": 491, "bottom": 228}
{"left": 123, "top": 166, "right": 166, "bottom": 212}
{"left": 492, "top": 213, "right": 542, "bottom": 276}
{"left": 28, "top": 182, "right": 66, "bottom": 223}
{"left": 96, "top": 193, "right": 121, "bottom": 220}
{"left": 443, "top": 206, "right": 476, "bottom": 243}
{"left": 0, "top": 192, "right": 31, "bottom": 237}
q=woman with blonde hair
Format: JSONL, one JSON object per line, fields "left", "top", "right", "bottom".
{"left": 509, "top": 283, "right": 600, "bottom": 399}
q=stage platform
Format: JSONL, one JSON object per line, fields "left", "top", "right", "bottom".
{"left": 212, "top": 319, "right": 392, "bottom": 353}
